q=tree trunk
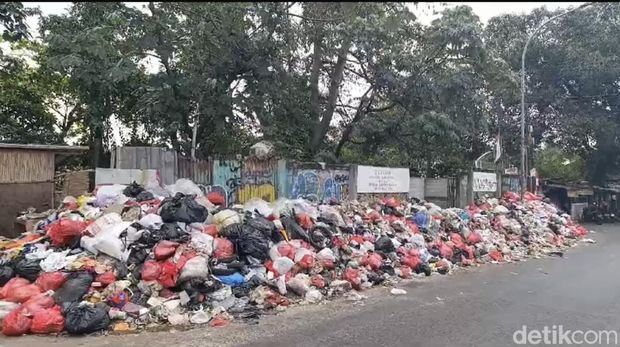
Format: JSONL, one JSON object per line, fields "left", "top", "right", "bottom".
{"left": 310, "top": 38, "right": 352, "bottom": 151}
{"left": 335, "top": 88, "right": 373, "bottom": 157}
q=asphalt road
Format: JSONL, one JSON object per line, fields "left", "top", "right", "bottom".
{"left": 4, "top": 224, "right": 618, "bottom": 347}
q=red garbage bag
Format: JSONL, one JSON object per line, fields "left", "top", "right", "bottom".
{"left": 311, "top": 275, "right": 326, "bottom": 289}
{"left": 343, "top": 268, "right": 361, "bottom": 290}
{"left": 298, "top": 254, "right": 315, "bottom": 270}
{"left": 489, "top": 249, "right": 503, "bottom": 262}
{"left": 21, "top": 293, "right": 54, "bottom": 315}
{"left": 5, "top": 284, "right": 41, "bottom": 303}
{"left": 95, "top": 272, "right": 117, "bottom": 287}
{"left": 350, "top": 235, "right": 364, "bottom": 246}
{"left": 524, "top": 192, "right": 542, "bottom": 201}
{"left": 384, "top": 197, "right": 398, "bottom": 208}
{"left": 467, "top": 231, "right": 483, "bottom": 244}
{"left": 400, "top": 255, "right": 421, "bottom": 269}
{"left": 277, "top": 243, "right": 296, "bottom": 260}
{"left": 141, "top": 261, "right": 162, "bottom": 281}
{"left": 200, "top": 224, "right": 218, "bottom": 237}
{"left": 364, "top": 210, "right": 382, "bottom": 223}
{"left": 2, "top": 308, "right": 31, "bottom": 336}
{"left": 207, "top": 192, "right": 225, "bottom": 206}
{"left": 0, "top": 277, "right": 30, "bottom": 299}
{"left": 30, "top": 305, "right": 64, "bottom": 334}
{"left": 296, "top": 213, "right": 313, "bottom": 230}
{"left": 35, "top": 272, "right": 67, "bottom": 292}
{"left": 175, "top": 251, "right": 197, "bottom": 270}
{"left": 321, "top": 259, "right": 335, "bottom": 270}
{"left": 46, "top": 219, "right": 87, "bottom": 247}
{"left": 439, "top": 243, "right": 453, "bottom": 259}
{"left": 408, "top": 248, "right": 421, "bottom": 257}
{"left": 361, "top": 253, "right": 382, "bottom": 271}
{"left": 158, "top": 261, "right": 178, "bottom": 288}
{"left": 399, "top": 266, "right": 412, "bottom": 279}
{"left": 213, "top": 238, "right": 235, "bottom": 259}
{"left": 450, "top": 233, "right": 465, "bottom": 248}
{"left": 154, "top": 240, "right": 180, "bottom": 260}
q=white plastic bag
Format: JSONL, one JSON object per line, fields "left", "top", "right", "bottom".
{"left": 139, "top": 213, "right": 163, "bottom": 229}
{"left": 213, "top": 210, "right": 241, "bottom": 230}
{"left": 40, "top": 250, "right": 78, "bottom": 272}
{"left": 243, "top": 198, "right": 273, "bottom": 217}
{"left": 179, "top": 256, "right": 209, "bottom": 281}
{"left": 316, "top": 248, "right": 336, "bottom": 262}
{"left": 166, "top": 178, "right": 204, "bottom": 196}
{"left": 189, "top": 231, "right": 214, "bottom": 255}
{"left": 0, "top": 301, "right": 20, "bottom": 320}
{"left": 273, "top": 257, "right": 294, "bottom": 275}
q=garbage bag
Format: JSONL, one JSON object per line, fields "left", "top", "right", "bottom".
{"left": 35, "top": 272, "right": 67, "bottom": 292}
{"left": 207, "top": 192, "right": 225, "bottom": 206}
{"left": 53, "top": 272, "right": 93, "bottom": 305}
{"left": 179, "top": 256, "right": 209, "bottom": 281}
{"left": 242, "top": 198, "right": 273, "bottom": 217}
{"left": 375, "top": 236, "right": 395, "bottom": 253}
{"left": 2, "top": 308, "right": 31, "bottom": 336}
{"left": 213, "top": 238, "right": 235, "bottom": 260}
{"left": 246, "top": 216, "right": 277, "bottom": 240}
{"left": 273, "top": 257, "right": 295, "bottom": 275}
{"left": 94, "top": 272, "right": 116, "bottom": 287}
{"left": 213, "top": 210, "right": 242, "bottom": 231}
{"left": 281, "top": 216, "right": 312, "bottom": 245}
{"left": 46, "top": 219, "right": 87, "bottom": 247}
{"left": 154, "top": 241, "right": 180, "bottom": 260}
{"left": 31, "top": 305, "right": 64, "bottom": 334}
{"left": 0, "top": 277, "right": 29, "bottom": 299}
{"left": 0, "top": 301, "right": 19, "bottom": 320}
{"left": 160, "top": 193, "right": 207, "bottom": 224}
{"left": 139, "top": 214, "right": 163, "bottom": 229}
{"left": 166, "top": 178, "right": 204, "bottom": 196}
{"left": 64, "top": 303, "right": 110, "bottom": 335}
{"left": 215, "top": 273, "right": 245, "bottom": 287}
{"left": 158, "top": 260, "right": 179, "bottom": 288}
{"left": 21, "top": 293, "right": 54, "bottom": 315}
{"left": 227, "top": 225, "right": 270, "bottom": 261}
{"left": 309, "top": 224, "right": 333, "bottom": 249}
{"left": 123, "top": 181, "right": 145, "bottom": 198}
{"left": 4, "top": 283, "right": 41, "bottom": 303}
{"left": 141, "top": 261, "right": 161, "bottom": 281}
{"left": 136, "top": 190, "right": 155, "bottom": 202}
{"left": 14, "top": 258, "right": 42, "bottom": 282}
{"left": 361, "top": 253, "right": 382, "bottom": 271}
{"left": 0, "top": 266, "right": 14, "bottom": 286}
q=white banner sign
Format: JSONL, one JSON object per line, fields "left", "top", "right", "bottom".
{"left": 473, "top": 172, "right": 497, "bottom": 192}
{"left": 357, "top": 166, "right": 410, "bottom": 193}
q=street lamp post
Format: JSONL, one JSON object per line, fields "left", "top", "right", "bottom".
{"left": 520, "top": 3, "right": 592, "bottom": 199}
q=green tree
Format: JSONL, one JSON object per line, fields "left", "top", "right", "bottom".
{"left": 535, "top": 146, "right": 585, "bottom": 182}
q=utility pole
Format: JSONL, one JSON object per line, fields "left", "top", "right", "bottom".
{"left": 520, "top": 2, "right": 592, "bottom": 199}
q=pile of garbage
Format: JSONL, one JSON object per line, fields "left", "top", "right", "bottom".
{"left": 0, "top": 180, "right": 589, "bottom": 336}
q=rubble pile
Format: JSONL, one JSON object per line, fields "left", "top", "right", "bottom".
{"left": 0, "top": 180, "right": 589, "bottom": 336}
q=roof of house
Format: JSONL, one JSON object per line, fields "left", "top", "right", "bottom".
{"left": 0, "top": 143, "right": 89, "bottom": 153}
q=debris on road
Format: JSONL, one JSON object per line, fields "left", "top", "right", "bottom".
{"left": 0, "top": 181, "right": 590, "bottom": 336}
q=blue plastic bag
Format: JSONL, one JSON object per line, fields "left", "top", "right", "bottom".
{"left": 215, "top": 272, "right": 245, "bottom": 287}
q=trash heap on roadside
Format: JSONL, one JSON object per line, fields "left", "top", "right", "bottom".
{"left": 0, "top": 180, "right": 589, "bottom": 336}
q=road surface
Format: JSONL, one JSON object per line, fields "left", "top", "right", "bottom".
{"left": 3, "top": 224, "right": 618, "bottom": 347}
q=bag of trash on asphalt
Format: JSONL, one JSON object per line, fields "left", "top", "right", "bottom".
{"left": 64, "top": 303, "right": 110, "bottom": 335}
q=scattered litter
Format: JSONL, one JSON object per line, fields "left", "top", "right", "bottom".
{"left": 390, "top": 288, "right": 407, "bottom": 295}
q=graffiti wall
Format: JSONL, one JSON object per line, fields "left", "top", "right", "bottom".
{"left": 210, "top": 158, "right": 278, "bottom": 206}
{"left": 287, "top": 163, "right": 350, "bottom": 202}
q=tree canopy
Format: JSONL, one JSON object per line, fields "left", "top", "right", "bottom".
{"left": 1, "top": 2, "right": 620, "bottom": 181}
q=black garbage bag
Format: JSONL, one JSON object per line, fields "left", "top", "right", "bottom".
{"left": 374, "top": 236, "right": 395, "bottom": 253}
{"left": 0, "top": 266, "right": 14, "bottom": 286}
{"left": 123, "top": 181, "right": 145, "bottom": 198}
{"left": 136, "top": 190, "right": 155, "bottom": 202}
{"left": 127, "top": 246, "right": 149, "bottom": 266}
{"left": 309, "top": 224, "right": 333, "bottom": 249}
{"left": 246, "top": 216, "right": 277, "bottom": 240}
{"left": 281, "top": 216, "right": 312, "bottom": 244}
{"left": 64, "top": 303, "right": 110, "bottom": 335}
{"left": 139, "top": 223, "right": 188, "bottom": 245}
{"left": 14, "top": 258, "right": 41, "bottom": 282}
{"left": 227, "top": 225, "right": 270, "bottom": 261}
{"left": 160, "top": 193, "right": 207, "bottom": 223}
{"left": 54, "top": 272, "right": 93, "bottom": 305}
{"left": 415, "top": 263, "right": 432, "bottom": 276}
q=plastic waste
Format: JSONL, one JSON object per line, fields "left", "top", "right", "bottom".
{"left": 213, "top": 210, "right": 242, "bottom": 231}
{"left": 166, "top": 178, "right": 204, "bottom": 197}
{"left": 35, "top": 272, "right": 67, "bottom": 291}
{"left": 216, "top": 273, "right": 245, "bottom": 287}
{"left": 64, "top": 303, "right": 111, "bottom": 335}
{"left": 14, "top": 258, "right": 42, "bottom": 282}
{"left": 154, "top": 240, "right": 180, "bottom": 260}
{"left": 2, "top": 308, "right": 31, "bottom": 336}
{"left": 40, "top": 250, "right": 77, "bottom": 272}
{"left": 213, "top": 238, "right": 235, "bottom": 259}
{"left": 160, "top": 193, "right": 207, "bottom": 224}
{"left": 243, "top": 198, "right": 273, "bottom": 217}
{"left": 30, "top": 305, "right": 65, "bottom": 334}
{"left": 179, "top": 256, "right": 209, "bottom": 281}
{"left": 273, "top": 257, "right": 295, "bottom": 275}
{"left": 139, "top": 214, "right": 164, "bottom": 229}
{"left": 53, "top": 272, "right": 93, "bottom": 305}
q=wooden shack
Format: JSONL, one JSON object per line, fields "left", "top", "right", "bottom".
{"left": 0, "top": 143, "right": 88, "bottom": 237}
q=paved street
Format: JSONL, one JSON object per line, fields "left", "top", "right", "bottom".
{"left": 4, "top": 224, "right": 618, "bottom": 347}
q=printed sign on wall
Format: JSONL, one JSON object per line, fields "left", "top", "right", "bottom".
{"left": 473, "top": 171, "right": 497, "bottom": 192}
{"left": 357, "top": 166, "right": 410, "bottom": 193}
